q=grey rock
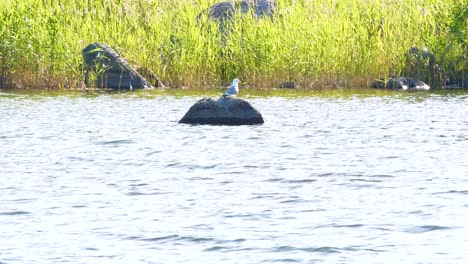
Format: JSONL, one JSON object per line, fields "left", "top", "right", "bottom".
{"left": 403, "top": 47, "right": 445, "bottom": 88}
{"left": 371, "top": 77, "right": 430, "bottom": 90}
{"left": 82, "top": 42, "right": 152, "bottom": 90}
{"left": 279, "top": 81, "right": 297, "bottom": 89}
{"left": 406, "top": 47, "right": 437, "bottom": 66}
{"left": 0, "top": 75, "right": 22, "bottom": 89}
{"left": 179, "top": 97, "right": 264, "bottom": 125}
{"left": 443, "top": 77, "right": 468, "bottom": 89}
{"left": 198, "top": 0, "right": 276, "bottom": 22}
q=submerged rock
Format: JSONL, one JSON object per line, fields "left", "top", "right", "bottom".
{"left": 179, "top": 97, "right": 264, "bottom": 125}
{"left": 371, "top": 77, "right": 430, "bottom": 90}
{"left": 82, "top": 42, "right": 152, "bottom": 90}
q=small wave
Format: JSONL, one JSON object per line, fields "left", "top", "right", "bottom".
{"left": 194, "top": 165, "right": 217, "bottom": 170}
{"left": 447, "top": 190, "right": 468, "bottom": 195}
{"left": 165, "top": 163, "right": 217, "bottom": 170}
{"left": 381, "top": 156, "right": 399, "bottom": 159}
{"left": 279, "top": 198, "right": 305, "bottom": 204}
{"left": 404, "top": 225, "right": 453, "bottom": 233}
{"left": 189, "top": 176, "right": 214, "bottom": 181}
{"left": 128, "top": 183, "right": 149, "bottom": 187}
{"left": 250, "top": 192, "right": 282, "bottom": 199}
{"left": 283, "top": 179, "right": 317, "bottom": 184}
{"left": 71, "top": 205, "right": 87, "bottom": 208}
{"left": 177, "top": 236, "right": 215, "bottom": 243}
{"left": 203, "top": 246, "right": 230, "bottom": 252}
{"left": 165, "top": 162, "right": 180, "bottom": 168}
{"left": 350, "top": 178, "right": 383, "bottom": 183}
{"left": 228, "top": 238, "right": 246, "bottom": 243}
{"left": 314, "top": 172, "right": 337, "bottom": 177}
{"left": 371, "top": 174, "right": 395, "bottom": 178}
{"left": 186, "top": 224, "right": 214, "bottom": 231}
{"left": 224, "top": 213, "right": 266, "bottom": 219}
{"left": 11, "top": 198, "right": 37, "bottom": 203}
{"left": 126, "top": 191, "right": 145, "bottom": 196}
{"left": 263, "top": 258, "right": 301, "bottom": 263}
{"left": 67, "top": 156, "right": 95, "bottom": 162}
{"left": 407, "top": 212, "right": 427, "bottom": 217}
{"left": 264, "top": 178, "right": 284, "bottom": 182}
{"left": 0, "top": 211, "right": 30, "bottom": 216}
{"left": 145, "top": 150, "right": 162, "bottom": 156}
{"left": 272, "top": 246, "right": 341, "bottom": 254}
{"left": 95, "top": 139, "right": 135, "bottom": 145}
{"left": 126, "top": 191, "right": 168, "bottom": 196}
{"left": 331, "top": 224, "right": 364, "bottom": 228}
{"left": 142, "top": 235, "right": 216, "bottom": 244}
{"left": 243, "top": 164, "right": 261, "bottom": 169}
{"left": 141, "top": 235, "right": 179, "bottom": 242}
{"left": 84, "top": 247, "right": 99, "bottom": 251}
{"left": 250, "top": 195, "right": 276, "bottom": 200}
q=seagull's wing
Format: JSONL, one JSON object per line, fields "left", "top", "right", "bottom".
{"left": 225, "top": 84, "right": 236, "bottom": 95}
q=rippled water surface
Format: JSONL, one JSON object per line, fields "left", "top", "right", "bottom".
{"left": 1, "top": 89, "right": 468, "bottom": 263}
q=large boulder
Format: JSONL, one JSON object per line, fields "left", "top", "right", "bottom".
{"left": 82, "top": 42, "right": 152, "bottom": 90}
{"left": 371, "top": 77, "right": 430, "bottom": 91}
{"left": 197, "top": 0, "right": 276, "bottom": 22}
{"left": 179, "top": 97, "right": 264, "bottom": 125}
{"left": 197, "top": 0, "right": 276, "bottom": 39}
{"left": 403, "top": 47, "right": 445, "bottom": 88}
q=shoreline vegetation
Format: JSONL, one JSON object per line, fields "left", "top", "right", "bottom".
{"left": 0, "top": 0, "right": 466, "bottom": 90}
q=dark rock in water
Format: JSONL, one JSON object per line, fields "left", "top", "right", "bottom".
{"left": 371, "top": 77, "right": 430, "bottom": 90}
{"left": 403, "top": 47, "right": 445, "bottom": 88}
{"left": 179, "top": 97, "right": 264, "bottom": 125}
{"left": 198, "top": 0, "right": 276, "bottom": 22}
{"left": 82, "top": 42, "right": 152, "bottom": 90}
{"left": 0, "top": 75, "right": 22, "bottom": 89}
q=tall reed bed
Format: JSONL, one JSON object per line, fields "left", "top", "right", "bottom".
{"left": 0, "top": 0, "right": 465, "bottom": 89}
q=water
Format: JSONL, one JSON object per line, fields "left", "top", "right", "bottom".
{"left": 1, "top": 89, "right": 467, "bottom": 263}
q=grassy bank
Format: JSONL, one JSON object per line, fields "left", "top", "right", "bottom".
{"left": 0, "top": 0, "right": 466, "bottom": 89}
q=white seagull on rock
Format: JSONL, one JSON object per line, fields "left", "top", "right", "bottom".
{"left": 223, "top": 78, "right": 239, "bottom": 97}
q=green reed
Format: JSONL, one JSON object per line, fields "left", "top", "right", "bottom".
{"left": 0, "top": 0, "right": 465, "bottom": 89}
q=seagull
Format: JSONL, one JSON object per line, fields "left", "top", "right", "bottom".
{"left": 222, "top": 78, "right": 239, "bottom": 97}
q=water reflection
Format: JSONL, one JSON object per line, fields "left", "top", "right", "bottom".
{"left": 0, "top": 89, "right": 467, "bottom": 263}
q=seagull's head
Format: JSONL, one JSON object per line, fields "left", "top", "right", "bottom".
{"left": 232, "top": 78, "right": 240, "bottom": 86}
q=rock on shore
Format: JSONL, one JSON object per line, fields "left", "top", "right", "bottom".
{"left": 179, "top": 97, "right": 264, "bottom": 125}
{"left": 82, "top": 42, "right": 152, "bottom": 90}
{"left": 371, "top": 77, "right": 430, "bottom": 91}
{"left": 198, "top": 0, "right": 276, "bottom": 22}
{"left": 0, "top": 75, "right": 22, "bottom": 89}
{"left": 403, "top": 47, "right": 445, "bottom": 88}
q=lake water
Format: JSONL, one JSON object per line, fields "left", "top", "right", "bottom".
{"left": 1, "top": 89, "right": 467, "bottom": 263}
